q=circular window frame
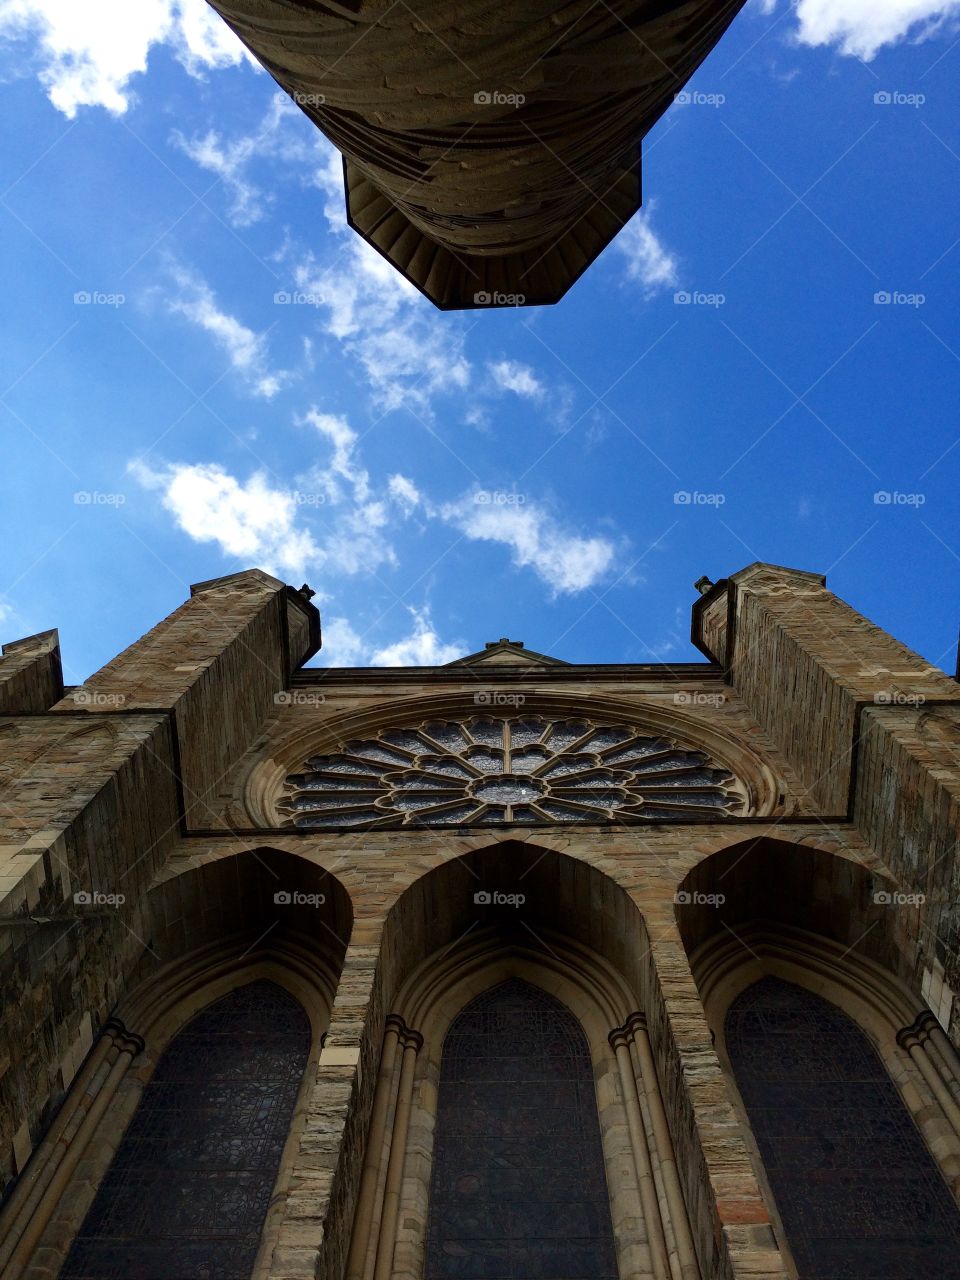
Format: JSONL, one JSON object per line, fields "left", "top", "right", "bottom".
{"left": 239, "top": 692, "right": 784, "bottom": 829}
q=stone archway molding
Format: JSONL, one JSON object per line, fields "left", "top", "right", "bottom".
{"left": 346, "top": 926, "right": 702, "bottom": 1280}
{"left": 691, "top": 920, "right": 960, "bottom": 1193}
{"left": 0, "top": 930, "right": 338, "bottom": 1280}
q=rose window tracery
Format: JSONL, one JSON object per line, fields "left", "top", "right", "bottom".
{"left": 281, "top": 715, "right": 743, "bottom": 828}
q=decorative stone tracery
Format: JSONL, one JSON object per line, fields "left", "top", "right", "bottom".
{"left": 282, "top": 714, "right": 744, "bottom": 828}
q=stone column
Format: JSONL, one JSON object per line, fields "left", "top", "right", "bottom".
{"left": 897, "top": 1012, "right": 960, "bottom": 1142}
{"left": 610, "top": 1022, "right": 672, "bottom": 1280}
{"left": 345, "top": 1016, "right": 404, "bottom": 1280}
{"left": 627, "top": 1013, "right": 701, "bottom": 1280}
{"left": 372, "top": 1021, "right": 423, "bottom": 1280}
{"left": 0, "top": 1019, "right": 144, "bottom": 1279}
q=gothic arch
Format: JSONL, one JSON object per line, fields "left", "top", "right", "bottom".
{"left": 342, "top": 842, "right": 703, "bottom": 1280}
{"left": 0, "top": 848, "right": 352, "bottom": 1280}
{"left": 676, "top": 837, "right": 960, "bottom": 1277}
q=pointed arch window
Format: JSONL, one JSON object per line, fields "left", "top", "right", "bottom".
{"left": 425, "top": 978, "right": 619, "bottom": 1278}
{"left": 59, "top": 980, "right": 311, "bottom": 1280}
{"left": 726, "top": 976, "right": 960, "bottom": 1279}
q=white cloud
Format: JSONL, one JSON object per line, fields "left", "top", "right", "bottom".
{"left": 615, "top": 205, "right": 679, "bottom": 296}
{"left": 778, "top": 0, "right": 960, "bottom": 59}
{"left": 171, "top": 128, "right": 267, "bottom": 226}
{"left": 313, "top": 607, "right": 462, "bottom": 668}
{"left": 443, "top": 495, "right": 616, "bottom": 595}
{"left": 316, "top": 615, "right": 366, "bottom": 667}
{"left": 166, "top": 264, "right": 286, "bottom": 397}
{"left": 300, "top": 409, "right": 370, "bottom": 503}
{"left": 171, "top": 91, "right": 333, "bottom": 226}
{"left": 129, "top": 459, "right": 320, "bottom": 579}
{"left": 370, "top": 608, "right": 463, "bottom": 666}
{"left": 0, "top": 0, "right": 247, "bottom": 117}
{"left": 488, "top": 359, "right": 545, "bottom": 400}
{"left": 293, "top": 232, "right": 471, "bottom": 415}
{"left": 388, "top": 474, "right": 421, "bottom": 515}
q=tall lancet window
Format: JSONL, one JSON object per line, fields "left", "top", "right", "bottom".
{"left": 425, "top": 978, "right": 619, "bottom": 1278}
{"left": 727, "top": 976, "right": 960, "bottom": 1279}
{"left": 60, "top": 980, "right": 311, "bottom": 1280}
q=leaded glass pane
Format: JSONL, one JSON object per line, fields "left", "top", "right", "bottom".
{"left": 726, "top": 977, "right": 960, "bottom": 1279}
{"left": 59, "top": 981, "right": 311, "bottom": 1280}
{"left": 283, "top": 715, "right": 743, "bottom": 828}
{"left": 425, "top": 980, "right": 619, "bottom": 1279}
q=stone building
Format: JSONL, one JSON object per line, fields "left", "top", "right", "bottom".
{"left": 1, "top": 561, "right": 960, "bottom": 1280}
{"left": 203, "top": 0, "right": 745, "bottom": 308}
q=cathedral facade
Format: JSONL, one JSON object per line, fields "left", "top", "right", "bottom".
{"left": 1, "top": 561, "right": 960, "bottom": 1280}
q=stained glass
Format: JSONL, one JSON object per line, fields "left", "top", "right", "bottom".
{"left": 726, "top": 977, "right": 960, "bottom": 1279}
{"left": 283, "top": 715, "right": 742, "bottom": 828}
{"left": 59, "top": 981, "right": 310, "bottom": 1280}
{"left": 424, "top": 980, "right": 618, "bottom": 1279}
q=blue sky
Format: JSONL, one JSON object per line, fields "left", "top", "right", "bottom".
{"left": 0, "top": 0, "right": 958, "bottom": 681}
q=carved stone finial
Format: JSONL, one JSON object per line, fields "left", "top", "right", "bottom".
{"left": 694, "top": 576, "right": 714, "bottom": 596}
{"left": 298, "top": 583, "right": 316, "bottom": 601}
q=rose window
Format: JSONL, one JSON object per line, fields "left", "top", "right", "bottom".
{"left": 281, "top": 716, "right": 743, "bottom": 828}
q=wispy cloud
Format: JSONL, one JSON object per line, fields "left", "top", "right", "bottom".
{"left": 442, "top": 493, "right": 617, "bottom": 595}
{"left": 488, "top": 359, "right": 545, "bottom": 400}
{"left": 165, "top": 263, "right": 287, "bottom": 398}
{"left": 615, "top": 204, "right": 679, "bottom": 296}
{"left": 292, "top": 232, "right": 471, "bottom": 416}
{"left": 299, "top": 409, "right": 370, "bottom": 503}
{"left": 0, "top": 0, "right": 247, "bottom": 117}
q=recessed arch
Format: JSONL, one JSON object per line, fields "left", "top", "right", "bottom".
{"left": 726, "top": 975, "right": 960, "bottom": 1279}
{"left": 6, "top": 848, "right": 353, "bottom": 1280}
{"left": 59, "top": 978, "right": 313, "bottom": 1280}
{"left": 338, "top": 841, "right": 708, "bottom": 1280}
{"left": 676, "top": 837, "right": 960, "bottom": 1278}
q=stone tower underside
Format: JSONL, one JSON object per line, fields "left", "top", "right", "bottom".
{"left": 204, "top": 0, "right": 745, "bottom": 307}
